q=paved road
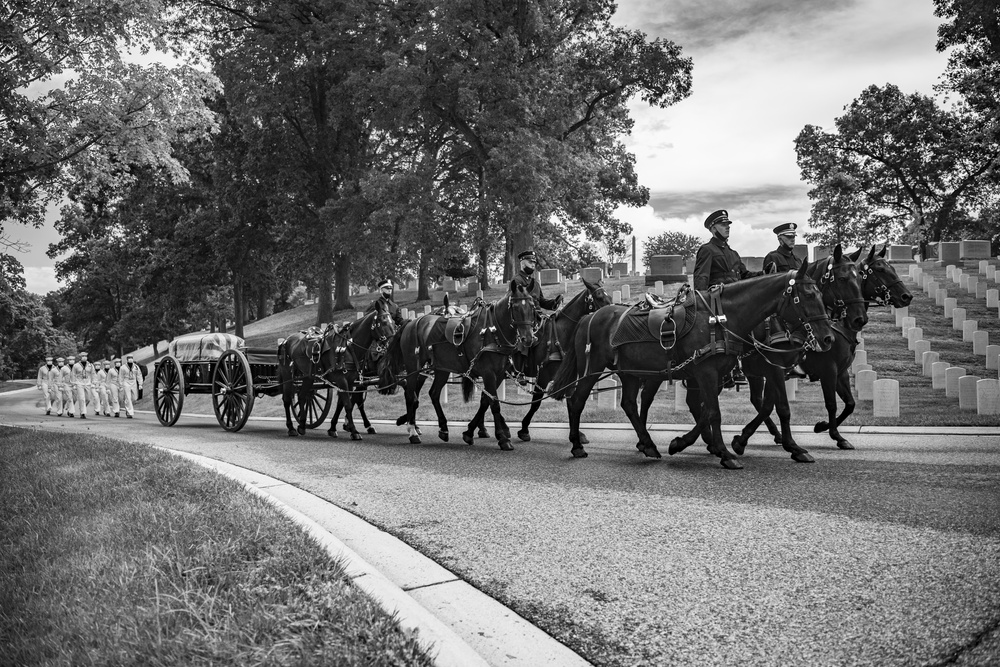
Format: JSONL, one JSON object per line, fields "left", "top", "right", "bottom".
{"left": 4, "top": 389, "right": 999, "bottom": 666}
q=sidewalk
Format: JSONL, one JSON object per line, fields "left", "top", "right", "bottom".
{"left": 163, "top": 448, "right": 592, "bottom": 667}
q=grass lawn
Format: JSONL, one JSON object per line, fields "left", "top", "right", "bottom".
{"left": 0, "top": 426, "right": 435, "bottom": 666}
{"left": 129, "top": 266, "right": 1000, "bottom": 429}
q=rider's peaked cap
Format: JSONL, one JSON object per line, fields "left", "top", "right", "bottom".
{"left": 704, "top": 210, "right": 730, "bottom": 228}
{"left": 518, "top": 250, "right": 536, "bottom": 261}
{"left": 378, "top": 279, "right": 392, "bottom": 290}
{"left": 773, "top": 222, "right": 797, "bottom": 236}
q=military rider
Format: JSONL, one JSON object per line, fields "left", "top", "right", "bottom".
{"left": 511, "top": 249, "right": 561, "bottom": 379}
{"left": 366, "top": 279, "right": 406, "bottom": 328}
{"left": 693, "top": 209, "right": 763, "bottom": 385}
{"left": 763, "top": 222, "right": 802, "bottom": 273}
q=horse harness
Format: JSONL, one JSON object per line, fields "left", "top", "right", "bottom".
{"left": 858, "top": 257, "right": 904, "bottom": 307}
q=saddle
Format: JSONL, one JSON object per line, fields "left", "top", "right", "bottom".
{"left": 302, "top": 323, "right": 343, "bottom": 365}
{"left": 612, "top": 284, "right": 697, "bottom": 349}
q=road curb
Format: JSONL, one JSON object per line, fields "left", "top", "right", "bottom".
{"left": 160, "top": 448, "right": 591, "bottom": 667}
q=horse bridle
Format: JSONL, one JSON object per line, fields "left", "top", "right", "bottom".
{"left": 818, "top": 256, "right": 865, "bottom": 323}
{"left": 858, "top": 257, "right": 905, "bottom": 306}
{"left": 775, "top": 274, "right": 829, "bottom": 352}
{"left": 559, "top": 284, "right": 610, "bottom": 325}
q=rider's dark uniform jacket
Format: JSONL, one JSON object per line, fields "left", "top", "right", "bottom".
{"left": 513, "top": 270, "right": 559, "bottom": 310}
{"left": 762, "top": 244, "right": 802, "bottom": 274}
{"left": 366, "top": 294, "right": 406, "bottom": 327}
{"left": 693, "top": 237, "right": 761, "bottom": 290}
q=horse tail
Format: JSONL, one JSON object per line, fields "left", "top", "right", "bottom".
{"left": 462, "top": 375, "right": 475, "bottom": 402}
{"left": 378, "top": 327, "right": 403, "bottom": 395}
{"left": 550, "top": 331, "right": 581, "bottom": 400}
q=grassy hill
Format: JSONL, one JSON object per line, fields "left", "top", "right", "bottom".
{"left": 127, "top": 265, "right": 1000, "bottom": 429}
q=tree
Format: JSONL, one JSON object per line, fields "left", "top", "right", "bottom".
{"left": 795, "top": 84, "right": 1000, "bottom": 248}
{"left": 934, "top": 0, "right": 1000, "bottom": 114}
{"left": 1, "top": 1, "right": 218, "bottom": 227}
{"left": 641, "top": 231, "right": 702, "bottom": 270}
{"left": 0, "top": 255, "right": 73, "bottom": 380}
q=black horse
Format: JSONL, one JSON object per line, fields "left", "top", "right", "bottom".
{"left": 512, "top": 277, "right": 613, "bottom": 442}
{"left": 552, "top": 262, "right": 835, "bottom": 468}
{"left": 278, "top": 300, "right": 396, "bottom": 438}
{"left": 380, "top": 281, "right": 537, "bottom": 451}
{"left": 672, "top": 244, "right": 868, "bottom": 462}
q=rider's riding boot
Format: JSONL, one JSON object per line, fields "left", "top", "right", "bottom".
{"left": 731, "top": 361, "right": 746, "bottom": 385}
{"left": 787, "top": 364, "right": 808, "bottom": 379}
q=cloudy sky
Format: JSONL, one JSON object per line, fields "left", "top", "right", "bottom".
{"left": 13, "top": 0, "right": 950, "bottom": 294}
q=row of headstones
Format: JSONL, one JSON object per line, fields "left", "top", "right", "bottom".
{"left": 853, "top": 306, "right": 1000, "bottom": 416}
{"left": 589, "top": 376, "right": 805, "bottom": 413}
{"left": 908, "top": 264, "right": 1000, "bottom": 318}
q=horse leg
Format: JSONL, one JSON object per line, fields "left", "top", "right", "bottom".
{"left": 732, "top": 375, "right": 770, "bottom": 456}
{"left": 620, "top": 375, "right": 660, "bottom": 458}
{"left": 484, "top": 371, "right": 513, "bottom": 451}
{"left": 813, "top": 366, "right": 852, "bottom": 448}
{"left": 828, "top": 369, "right": 856, "bottom": 449}
{"left": 405, "top": 374, "right": 427, "bottom": 444}
{"left": 769, "top": 375, "right": 813, "bottom": 462}
{"left": 342, "top": 377, "right": 363, "bottom": 440}
{"left": 356, "top": 394, "right": 377, "bottom": 434}
{"left": 566, "top": 373, "right": 600, "bottom": 458}
{"left": 518, "top": 363, "right": 550, "bottom": 442}
{"left": 668, "top": 380, "right": 707, "bottom": 455}
{"left": 746, "top": 374, "right": 781, "bottom": 443}
{"left": 427, "top": 371, "right": 451, "bottom": 442}
{"left": 698, "top": 369, "right": 743, "bottom": 470}
{"left": 282, "top": 377, "right": 297, "bottom": 437}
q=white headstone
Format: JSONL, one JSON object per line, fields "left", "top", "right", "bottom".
{"left": 785, "top": 378, "right": 797, "bottom": 401}
{"left": 987, "top": 289, "right": 999, "bottom": 308}
{"left": 872, "top": 379, "right": 899, "bottom": 417}
{"left": 935, "top": 288, "right": 947, "bottom": 307}
{"left": 922, "top": 350, "right": 939, "bottom": 376}
{"left": 952, "top": 307, "right": 966, "bottom": 330}
{"left": 960, "top": 274, "right": 970, "bottom": 291}
{"left": 674, "top": 381, "right": 686, "bottom": 412}
{"left": 613, "top": 290, "right": 622, "bottom": 304}
{"left": 856, "top": 370, "right": 877, "bottom": 401}
{"left": 976, "top": 283, "right": 987, "bottom": 299}
{"left": 932, "top": 361, "right": 950, "bottom": 389}
{"left": 900, "top": 316, "right": 916, "bottom": 335}
{"left": 854, "top": 363, "right": 872, "bottom": 373}
{"left": 622, "top": 284, "right": 631, "bottom": 302}
{"left": 894, "top": 306, "right": 909, "bottom": 326}
{"left": 980, "top": 260, "right": 990, "bottom": 275}
{"left": 944, "top": 298, "right": 957, "bottom": 317}
{"left": 424, "top": 304, "right": 432, "bottom": 315}
{"left": 977, "top": 379, "right": 1000, "bottom": 415}
{"left": 356, "top": 311, "right": 364, "bottom": 319}
{"left": 967, "top": 276, "right": 979, "bottom": 295}
{"left": 476, "top": 289, "right": 484, "bottom": 300}
{"left": 953, "top": 268, "right": 963, "bottom": 285}
{"left": 945, "top": 366, "right": 967, "bottom": 398}
{"left": 959, "top": 375, "right": 980, "bottom": 410}
{"left": 946, "top": 265, "right": 955, "bottom": 280}
{"left": 907, "top": 327, "right": 923, "bottom": 350}
{"left": 973, "top": 330, "right": 989, "bottom": 355}
{"left": 401, "top": 308, "right": 410, "bottom": 320}
{"left": 987, "top": 345, "right": 1000, "bottom": 371}
{"left": 913, "top": 340, "right": 930, "bottom": 364}
{"left": 926, "top": 279, "right": 938, "bottom": 295}
{"left": 963, "top": 319, "right": 977, "bottom": 342}
{"left": 655, "top": 280, "right": 664, "bottom": 295}
{"left": 986, "top": 265, "right": 997, "bottom": 281}
{"left": 852, "top": 349, "right": 868, "bottom": 370}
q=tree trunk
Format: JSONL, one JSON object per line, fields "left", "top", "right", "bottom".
{"left": 478, "top": 245, "right": 490, "bottom": 289}
{"left": 210, "top": 318, "right": 216, "bottom": 334}
{"left": 417, "top": 249, "right": 430, "bottom": 301}
{"left": 477, "top": 166, "right": 491, "bottom": 289}
{"left": 503, "top": 234, "right": 514, "bottom": 282}
{"left": 152, "top": 341, "right": 159, "bottom": 358}
{"left": 333, "top": 255, "right": 353, "bottom": 311}
{"left": 233, "top": 278, "right": 245, "bottom": 339}
{"left": 256, "top": 289, "right": 268, "bottom": 322}
{"left": 317, "top": 262, "right": 334, "bottom": 325}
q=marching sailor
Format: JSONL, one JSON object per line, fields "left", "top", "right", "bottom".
{"left": 95, "top": 360, "right": 111, "bottom": 416}
{"left": 71, "top": 351, "right": 95, "bottom": 418}
{"left": 60, "top": 355, "right": 76, "bottom": 417}
{"left": 37, "top": 355, "right": 57, "bottom": 415}
{"left": 366, "top": 279, "right": 406, "bottom": 327}
{"left": 763, "top": 223, "right": 802, "bottom": 273}
{"left": 118, "top": 354, "right": 142, "bottom": 418}
{"left": 108, "top": 358, "right": 122, "bottom": 417}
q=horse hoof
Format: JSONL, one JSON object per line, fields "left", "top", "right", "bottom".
{"left": 579, "top": 433, "right": 590, "bottom": 445}
{"left": 287, "top": 429, "right": 298, "bottom": 437}
{"left": 635, "top": 441, "right": 644, "bottom": 451}
{"left": 297, "top": 426, "right": 306, "bottom": 436}
{"left": 720, "top": 458, "right": 744, "bottom": 470}
{"left": 641, "top": 444, "right": 662, "bottom": 459}
{"left": 351, "top": 432, "right": 362, "bottom": 441}
{"left": 439, "top": 430, "right": 449, "bottom": 442}
{"left": 367, "top": 427, "right": 377, "bottom": 434}
{"left": 667, "top": 438, "right": 686, "bottom": 456}
{"left": 462, "top": 432, "right": 474, "bottom": 446}
{"left": 409, "top": 435, "right": 421, "bottom": 444}
{"left": 477, "top": 428, "right": 489, "bottom": 438}
{"left": 343, "top": 423, "right": 349, "bottom": 431}
{"left": 773, "top": 435, "right": 782, "bottom": 444}
{"left": 415, "top": 425, "right": 422, "bottom": 436}
{"left": 792, "top": 452, "right": 815, "bottom": 463}
{"left": 814, "top": 421, "right": 830, "bottom": 433}
{"left": 517, "top": 430, "right": 531, "bottom": 442}
{"left": 396, "top": 415, "right": 407, "bottom": 426}
{"left": 498, "top": 439, "right": 514, "bottom": 451}
{"left": 837, "top": 439, "right": 855, "bottom": 450}
{"left": 328, "top": 430, "right": 338, "bottom": 438}
{"left": 731, "top": 436, "right": 747, "bottom": 456}
{"left": 571, "top": 446, "right": 588, "bottom": 458}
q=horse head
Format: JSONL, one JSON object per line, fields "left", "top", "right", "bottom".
{"left": 507, "top": 280, "right": 538, "bottom": 352}
{"left": 370, "top": 299, "right": 398, "bottom": 344}
{"left": 814, "top": 244, "right": 867, "bottom": 331}
{"left": 853, "top": 244, "right": 913, "bottom": 308}
{"left": 775, "top": 260, "right": 835, "bottom": 352}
